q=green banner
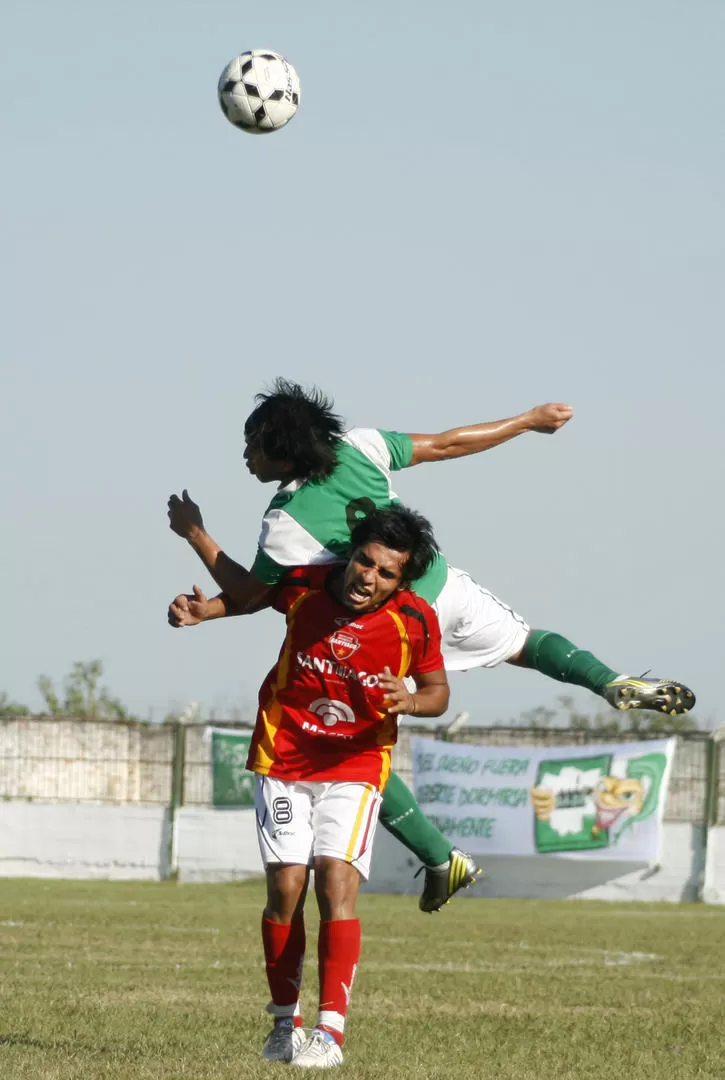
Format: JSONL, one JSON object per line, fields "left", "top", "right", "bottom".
{"left": 210, "top": 729, "right": 255, "bottom": 807}
{"left": 533, "top": 753, "right": 613, "bottom": 853}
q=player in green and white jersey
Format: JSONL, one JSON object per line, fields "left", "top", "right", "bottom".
{"left": 167, "top": 380, "right": 695, "bottom": 912}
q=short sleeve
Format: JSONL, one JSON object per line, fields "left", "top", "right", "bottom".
{"left": 253, "top": 507, "right": 334, "bottom": 584}
{"left": 378, "top": 430, "right": 414, "bottom": 471}
{"left": 411, "top": 604, "right": 445, "bottom": 674}
{"left": 252, "top": 545, "right": 288, "bottom": 586}
{"left": 270, "top": 568, "right": 313, "bottom": 614}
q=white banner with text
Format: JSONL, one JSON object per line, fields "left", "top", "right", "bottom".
{"left": 410, "top": 736, "right": 675, "bottom": 860}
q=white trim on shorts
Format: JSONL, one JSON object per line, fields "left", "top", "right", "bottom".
{"left": 255, "top": 775, "right": 383, "bottom": 881}
{"left": 433, "top": 565, "right": 530, "bottom": 672}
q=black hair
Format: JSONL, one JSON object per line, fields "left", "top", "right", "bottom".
{"left": 244, "top": 378, "right": 345, "bottom": 482}
{"left": 349, "top": 504, "right": 439, "bottom": 586}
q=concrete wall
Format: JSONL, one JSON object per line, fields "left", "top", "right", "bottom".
{"left": 0, "top": 803, "right": 716, "bottom": 904}
{"left": 0, "top": 804, "right": 263, "bottom": 883}
{"left": 702, "top": 825, "right": 725, "bottom": 904}
{"left": 0, "top": 718, "right": 173, "bottom": 803}
{"left": 0, "top": 721, "right": 716, "bottom": 899}
{"left": 0, "top": 802, "right": 170, "bottom": 880}
{"left": 171, "top": 812, "right": 708, "bottom": 903}
{"left": 174, "top": 807, "right": 262, "bottom": 882}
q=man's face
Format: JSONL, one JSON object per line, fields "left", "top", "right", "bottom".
{"left": 243, "top": 430, "right": 294, "bottom": 484}
{"left": 341, "top": 542, "right": 410, "bottom": 613}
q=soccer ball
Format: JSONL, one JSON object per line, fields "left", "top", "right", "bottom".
{"left": 218, "top": 50, "right": 300, "bottom": 134}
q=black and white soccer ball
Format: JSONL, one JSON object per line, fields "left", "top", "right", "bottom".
{"left": 218, "top": 50, "right": 300, "bottom": 134}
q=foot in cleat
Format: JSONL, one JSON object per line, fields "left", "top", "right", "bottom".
{"left": 291, "top": 1028, "right": 343, "bottom": 1068}
{"left": 417, "top": 847, "right": 483, "bottom": 913}
{"left": 601, "top": 676, "right": 695, "bottom": 716}
{"left": 262, "top": 1018, "right": 306, "bottom": 1062}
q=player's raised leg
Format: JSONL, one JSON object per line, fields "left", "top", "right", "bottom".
{"left": 437, "top": 567, "right": 696, "bottom": 715}
{"left": 513, "top": 630, "right": 696, "bottom": 716}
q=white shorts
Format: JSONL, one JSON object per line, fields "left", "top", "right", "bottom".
{"left": 433, "top": 565, "right": 530, "bottom": 672}
{"left": 255, "top": 775, "right": 383, "bottom": 882}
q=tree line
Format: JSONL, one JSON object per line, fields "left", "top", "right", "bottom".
{"left": 0, "top": 661, "right": 705, "bottom": 734}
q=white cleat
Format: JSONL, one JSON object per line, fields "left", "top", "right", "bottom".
{"left": 261, "top": 1018, "right": 306, "bottom": 1062}
{"left": 291, "top": 1028, "right": 343, "bottom": 1068}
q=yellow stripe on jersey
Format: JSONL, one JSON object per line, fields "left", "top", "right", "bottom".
{"left": 377, "top": 747, "right": 392, "bottom": 790}
{"left": 254, "top": 591, "right": 318, "bottom": 773}
{"left": 255, "top": 700, "right": 282, "bottom": 773}
{"left": 374, "top": 712, "right": 397, "bottom": 789}
{"left": 276, "top": 591, "right": 316, "bottom": 691}
{"left": 386, "top": 609, "right": 412, "bottom": 678}
{"left": 346, "top": 783, "right": 375, "bottom": 861}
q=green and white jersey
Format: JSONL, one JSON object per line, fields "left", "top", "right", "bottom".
{"left": 251, "top": 428, "right": 449, "bottom": 605}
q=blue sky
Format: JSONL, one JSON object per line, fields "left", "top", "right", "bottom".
{"left": 3, "top": 0, "right": 723, "bottom": 725}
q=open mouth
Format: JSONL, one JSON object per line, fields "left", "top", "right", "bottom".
{"left": 595, "top": 807, "right": 627, "bottom": 830}
{"left": 346, "top": 583, "right": 372, "bottom": 605}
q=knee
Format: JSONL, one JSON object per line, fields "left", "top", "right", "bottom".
{"left": 266, "top": 865, "right": 308, "bottom": 923}
{"left": 314, "top": 859, "right": 361, "bottom": 921}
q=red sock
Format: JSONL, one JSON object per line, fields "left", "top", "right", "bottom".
{"left": 261, "top": 915, "right": 305, "bottom": 1026}
{"left": 317, "top": 918, "right": 361, "bottom": 1046}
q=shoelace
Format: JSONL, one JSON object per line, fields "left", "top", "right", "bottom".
{"left": 305, "top": 1032, "right": 334, "bottom": 1055}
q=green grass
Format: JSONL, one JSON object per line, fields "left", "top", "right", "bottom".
{"left": 1, "top": 879, "right": 724, "bottom": 1079}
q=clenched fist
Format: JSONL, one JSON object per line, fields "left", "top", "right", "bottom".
{"left": 526, "top": 403, "right": 573, "bottom": 434}
{"left": 167, "top": 489, "right": 204, "bottom": 541}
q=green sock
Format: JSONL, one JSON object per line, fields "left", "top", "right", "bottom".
{"left": 521, "top": 630, "right": 620, "bottom": 694}
{"left": 379, "top": 771, "right": 452, "bottom": 867}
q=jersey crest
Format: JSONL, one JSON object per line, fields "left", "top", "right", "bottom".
{"left": 328, "top": 628, "right": 361, "bottom": 661}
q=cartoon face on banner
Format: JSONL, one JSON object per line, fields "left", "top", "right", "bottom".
{"left": 530, "top": 751, "right": 668, "bottom": 854}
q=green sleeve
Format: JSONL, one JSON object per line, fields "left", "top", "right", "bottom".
{"left": 251, "top": 546, "right": 288, "bottom": 585}
{"left": 378, "top": 430, "right": 414, "bottom": 471}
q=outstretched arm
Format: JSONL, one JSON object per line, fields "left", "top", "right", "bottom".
{"left": 168, "top": 586, "right": 270, "bottom": 628}
{"left": 407, "top": 403, "right": 572, "bottom": 465}
{"left": 167, "top": 489, "right": 273, "bottom": 613}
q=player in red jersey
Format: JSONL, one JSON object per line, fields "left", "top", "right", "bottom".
{"left": 249, "top": 506, "right": 448, "bottom": 1068}
{"left": 249, "top": 557, "right": 441, "bottom": 788}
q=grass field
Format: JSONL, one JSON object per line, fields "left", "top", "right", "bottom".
{"left": 1, "top": 879, "right": 724, "bottom": 1079}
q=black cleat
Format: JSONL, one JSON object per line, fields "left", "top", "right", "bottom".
{"left": 601, "top": 676, "right": 695, "bottom": 716}
{"left": 417, "top": 848, "right": 483, "bottom": 913}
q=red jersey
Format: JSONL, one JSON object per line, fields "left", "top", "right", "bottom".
{"left": 246, "top": 565, "right": 444, "bottom": 790}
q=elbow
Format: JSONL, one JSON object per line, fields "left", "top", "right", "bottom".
{"left": 416, "top": 445, "right": 454, "bottom": 465}
{"left": 410, "top": 440, "right": 456, "bottom": 466}
{"left": 433, "top": 689, "right": 451, "bottom": 717}
{"left": 237, "top": 597, "right": 269, "bottom": 615}
{"left": 226, "top": 582, "right": 273, "bottom": 615}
